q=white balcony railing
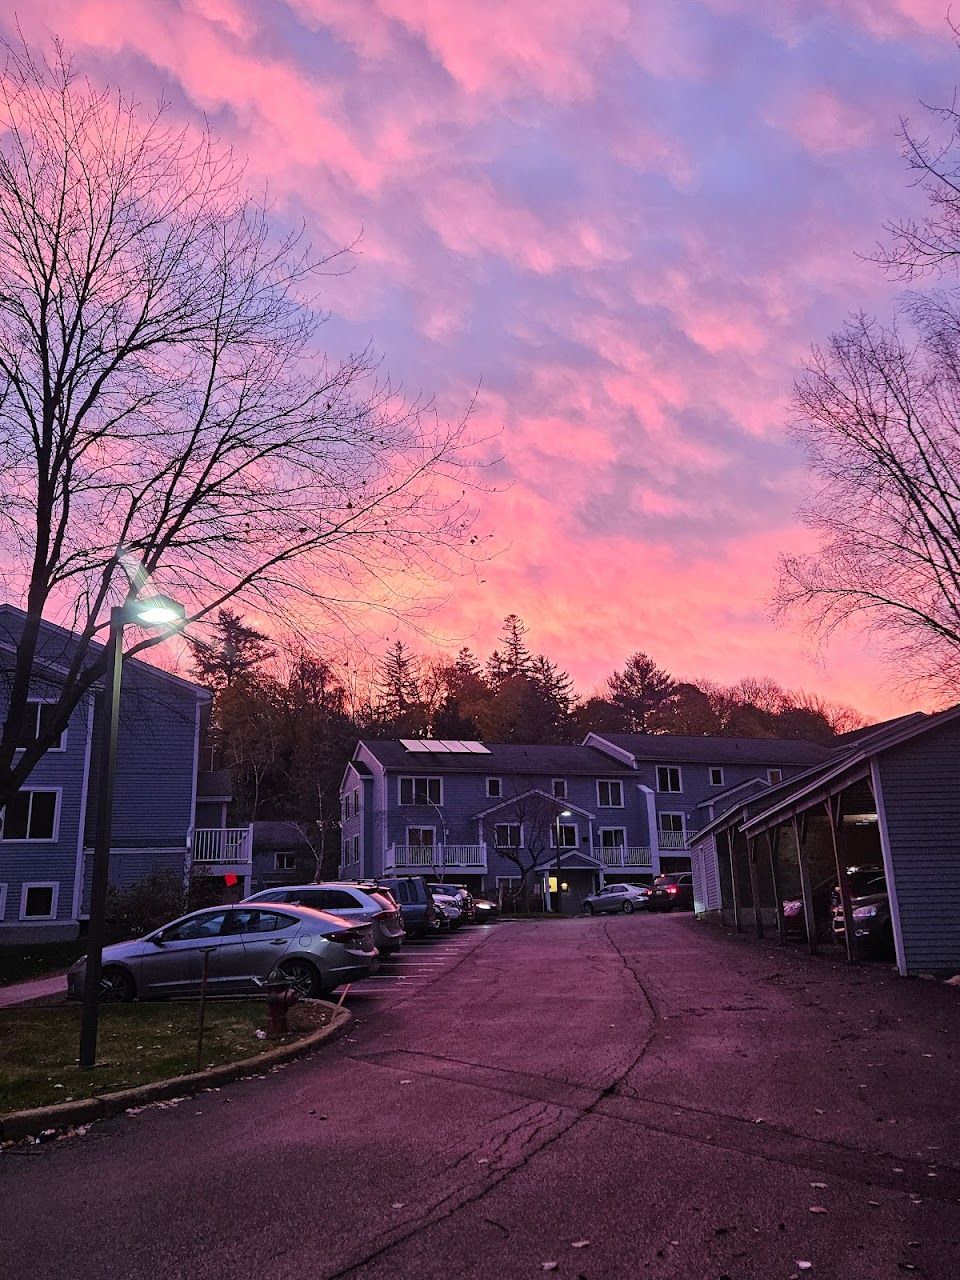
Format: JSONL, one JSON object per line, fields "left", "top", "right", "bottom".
{"left": 657, "top": 830, "right": 688, "bottom": 850}
{"left": 595, "top": 845, "right": 652, "bottom": 868}
{"left": 192, "top": 826, "right": 254, "bottom": 864}
{"left": 388, "top": 843, "right": 487, "bottom": 870}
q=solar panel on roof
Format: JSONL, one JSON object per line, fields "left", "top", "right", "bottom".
{"left": 399, "top": 738, "right": 490, "bottom": 754}
{"left": 399, "top": 739, "right": 432, "bottom": 752}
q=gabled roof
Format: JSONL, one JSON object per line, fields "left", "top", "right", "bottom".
{"left": 473, "top": 788, "right": 596, "bottom": 821}
{"left": 356, "top": 740, "right": 636, "bottom": 776}
{"left": 695, "top": 775, "right": 771, "bottom": 810}
{"left": 587, "top": 731, "right": 832, "bottom": 768}
{"left": 0, "top": 603, "right": 210, "bottom": 701}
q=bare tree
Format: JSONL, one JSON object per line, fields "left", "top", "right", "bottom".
{"left": 481, "top": 787, "right": 569, "bottom": 911}
{"left": 0, "top": 38, "right": 482, "bottom": 809}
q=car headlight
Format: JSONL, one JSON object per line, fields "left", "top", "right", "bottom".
{"left": 852, "top": 904, "right": 878, "bottom": 920}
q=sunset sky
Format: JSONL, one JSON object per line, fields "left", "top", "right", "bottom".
{"left": 10, "top": 1, "right": 960, "bottom": 718}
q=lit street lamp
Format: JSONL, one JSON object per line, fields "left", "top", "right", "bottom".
{"left": 79, "top": 595, "right": 186, "bottom": 1070}
{"left": 554, "top": 808, "right": 572, "bottom": 915}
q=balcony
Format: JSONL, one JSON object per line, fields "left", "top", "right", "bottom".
{"left": 386, "top": 843, "right": 487, "bottom": 872}
{"left": 191, "top": 825, "right": 254, "bottom": 872}
{"left": 657, "top": 830, "right": 688, "bottom": 850}
{"left": 595, "top": 845, "right": 652, "bottom": 868}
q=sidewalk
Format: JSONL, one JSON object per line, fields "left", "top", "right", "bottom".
{"left": 0, "top": 973, "right": 67, "bottom": 1008}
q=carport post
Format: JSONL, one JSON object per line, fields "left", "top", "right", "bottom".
{"left": 727, "top": 831, "right": 742, "bottom": 931}
{"left": 766, "top": 829, "right": 786, "bottom": 945}
{"left": 826, "top": 796, "right": 857, "bottom": 964}
{"left": 746, "top": 836, "right": 764, "bottom": 938}
{"left": 793, "top": 815, "right": 817, "bottom": 955}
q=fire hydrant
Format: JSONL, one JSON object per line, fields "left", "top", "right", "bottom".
{"left": 265, "top": 985, "right": 299, "bottom": 1038}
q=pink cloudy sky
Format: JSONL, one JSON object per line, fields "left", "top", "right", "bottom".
{"left": 11, "top": 0, "right": 960, "bottom": 718}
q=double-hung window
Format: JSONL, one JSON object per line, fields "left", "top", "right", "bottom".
{"left": 16, "top": 701, "right": 66, "bottom": 751}
{"left": 399, "top": 776, "right": 442, "bottom": 805}
{"left": 486, "top": 777, "right": 502, "bottom": 798}
{"left": 1, "top": 790, "right": 59, "bottom": 841}
{"left": 551, "top": 823, "right": 577, "bottom": 848}
{"left": 597, "top": 780, "right": 623, "bottom": 807}
{"left": 552, "top": 779, "right": 567, "bottom": 799}
{"left": 657, "top": 766, "right": 682, "bottom": 793}
{"left": 709, "top": 767, "right": 724, "bottom": 786}
{"left": 494, "top": 823, "right": 521, "bottom": 848}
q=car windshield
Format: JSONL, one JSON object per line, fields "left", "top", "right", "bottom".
{"left": 847, "top": 870, "right": 885, "bottom": 897}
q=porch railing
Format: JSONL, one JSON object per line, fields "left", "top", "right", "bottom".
{"left": 192, "top": 826, "right": 254, "bottom": 864}
{"left": 388, "top": 843, "right": 487, "bottom": 870}
{"left": 657, "top": 830, "right": 688, "bottom": 850}
{"left": 594, "top": 845, "right": 652, "bottom": 868}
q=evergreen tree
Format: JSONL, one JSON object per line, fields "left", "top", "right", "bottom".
{"left": 607, "top": 652, "right": 676, "bottom": 733}
{"left": 188, "top": 609, "right": 273, "bottom": 694}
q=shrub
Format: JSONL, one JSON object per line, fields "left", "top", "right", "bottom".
{"left": 104, "top": 872, "right": 187, "bottom": 942}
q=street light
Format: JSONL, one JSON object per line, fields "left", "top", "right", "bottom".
{"left": 79, "top": 595, "right": 186, "bottom": 1070}
{"left": 554, "top": 808, "right": 572, "bottom": 915}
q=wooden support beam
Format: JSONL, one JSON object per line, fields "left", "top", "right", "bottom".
{"left": 826, "top": 795, "right": 857, "bottom": 964}
{"left": 767, "top": 828, "right": 785, "bottom": 945}
{"left": 793, "top": 814, "right": 817, "bottom": 955}
{"left": 746, "top": 835, "right": 764, "bottom": 938}
{"left": 727, "top": 831, "right": 742, "bottom": 932}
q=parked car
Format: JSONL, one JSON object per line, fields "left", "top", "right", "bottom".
{"left": 650, "top": 873, "right": 694, "bottom": 912}
{"left": 369, "top": 876, "right": 440, "bottom": 938}
{"left": 781, "top": 876, "right": 835, "bottom": 938}
{"left": 431, "top": 891, "right": 466, "bottom": 930}
{"left": 583, "top": 883, "right": 653, "bottom": 915}
{"left": 244, "top": 883, "right": 405, "bottom": 955}
{"left": 66, "top": 904, "right": 378, "bottom": 1002}
{"left": 427, "top": 883, "right": 476, "bottom": 923}
{"left": 831, "top": 871, "right": 893, "bottom": 958}
{"left": 473, "top": 897, "right": 499, "bottom": 921}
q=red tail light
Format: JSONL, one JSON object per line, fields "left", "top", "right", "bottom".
{"left": 667, "top": 886, "right": 679, "bottom": 893}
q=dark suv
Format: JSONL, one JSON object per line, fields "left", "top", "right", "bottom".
{"left": 831, "top": 869, "right": 892, "bottom": 958}
{"left": 650, "top": 872, "right": 694, "bottom": 912}
{"left": 370, "top": 876, "right": 439, "bottom": 938}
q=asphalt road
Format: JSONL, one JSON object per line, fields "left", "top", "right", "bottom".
{"left": 3, "top": 915, "right": 960, "bottom": 1280}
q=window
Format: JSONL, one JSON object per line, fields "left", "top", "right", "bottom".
{"left": 407, "top": 827, "right": 435, "bottom": 849}
{"left": 353, "top": 834, "right": 360, "bottom": 860}
{"left": 768, "top": 768, "right": 783, "bottom": 784}
{"left": 709, "top": 767, "right": 724, "bottom": 787}
{"left": 16, "top": 701, "right": 66, "bottom": 751}
{"left": 162, "top": 910, "right": 229, "bottom": 941}
{"left": 658, "top": 813, "right": 685, "bottom": 846}
{"left": 551, "top": 823, "right": 577, "bottom": 848}
{"left": 1, "top": 790, "right": 59, "bottom": 841}
{"left": 494, "top": 823, "right": 521, "bottom": 848}
{"left": 229, "top": 909, "right": 293, "bottom": 934}
{"left": 399, "top": 776, "right": 442, "bottom": 805}
{"left": 20, "top": 882, "right": 58, "bottom": 920}
{"left": 342, "top": 795, "right": 350, "bottom": 821}
{"left": 486, "top": 777, "right": 502, "bottom": 798}
{"left": 275, "top": 852, "right": 296, "bottom": 872}
{"left": 657, "top": 766, "right": 682, "bottom": 793}
{"left": 552, "top": 779, "right": 567, "bottom": 799}
{"left": 597, "top": 780, "right": 623, "bottom": 807}
{"left": 352, "top": 788, "right": 360, "bottom": 816}
{"left": 0, "top": 883, "right": 6, "bottom": 919}
{"left": 599, "top": 828, "right": 626, "bottom": 849}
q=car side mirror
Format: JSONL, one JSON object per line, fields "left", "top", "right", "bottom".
{"left": 151, "top": 935, "right": 166, "bottom": 946}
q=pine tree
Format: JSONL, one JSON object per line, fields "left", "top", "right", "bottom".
{"left": 188, "top": 609, "right": 273, "bottom": 694}
{"left": 606, "top": 652, "right": 675, "bottom": 733}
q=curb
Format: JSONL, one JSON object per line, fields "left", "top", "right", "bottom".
{"left": 0, "top": 1002, "right": 352, "bottom": 1142}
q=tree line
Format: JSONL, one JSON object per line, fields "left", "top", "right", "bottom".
{"left": 191, "top": 610, "right": 865, "bottom": 833}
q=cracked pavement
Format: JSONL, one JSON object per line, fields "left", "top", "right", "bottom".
{"left": 2, "top": 915, "right": 959, "bottom": 1279}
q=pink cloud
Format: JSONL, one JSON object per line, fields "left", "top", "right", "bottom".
{"left": 766, "top": 84, "right": 877, "bottom": 154}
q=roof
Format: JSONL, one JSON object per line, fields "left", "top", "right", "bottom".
{"left": 473, "top": 788, "right": 596, "bottom": 821}
{"left": 251, "top": 820, "right": 316, "bottom": 851}
{"left": 0, "top": 603, "right": 210, "bottom": 701}
{"left": 357, "top": 740, "right": 636, "bottom": 776}
{"left": 590, "top": 732, "right": 833, "bottom": 767}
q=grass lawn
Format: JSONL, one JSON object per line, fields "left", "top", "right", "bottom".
{"left": 0, "top": 941, "right": 88, "bottom": 987}
{"left": 0, "top": 999, "right": 330, "bottom": 1115}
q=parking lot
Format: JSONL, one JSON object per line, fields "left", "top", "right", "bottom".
{"left": 340, "top": 923, "right": 495, "bottom": 1006}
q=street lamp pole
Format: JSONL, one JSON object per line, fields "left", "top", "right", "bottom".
{"left": 79, "top": 596, "right": 185, "bottom": 1070}
{"left": 554, "top": 808, "right": 572, "bottom": 916}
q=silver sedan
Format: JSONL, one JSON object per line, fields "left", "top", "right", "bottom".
{"left": 67, "top": 904, "right": 378, "bottom": 1001}
{"left": 583, "top": 883, "right": 653, "bottom": 915}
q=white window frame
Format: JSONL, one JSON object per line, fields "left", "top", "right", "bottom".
{"left": 552, "top": 778, "right": 567, "bottom": 799}
{"left": 658, "top": 811, "right": 686, "bottom": 835}
{"left": 0, "top": 788, "right": 62, "bottom": 842}
{"left": 709, "top": 767, "right": 724, "bottom": 786}
{"left": 767, "top": 768, "right": 783, "bottom": 784}
{"left": 550, "top": 822, "right": 579, "bottom": 849}
{"left": 15, "top": 700, "right": 67, "bottom": 753}
{"left": 399, "top": 776, "right": 443, "bottom": 806}
{"left": 486, "top": 777, "right": 502, "bottom": 798}
{"left": 275, "top": 852, "right": 297, "bottom": 872}
{"left": 19, "top": 881, "right": 59, "bottom": 921}
{"left": 597, "top": 779, "right": 624, "bottom": 808}
{"left": 353, "top": 834, "right": 360, "bottom": 860}
{"left": 598, "top": 826, "right": 626, "bottom": 849}
{"left": 656, "top": 766, "right": 683, "bottom": 794}
{"left": 352, "top": 788, "right": 360, "bottom": 816}
{"left": 0, "top": 883, "right": 6, "bottom": 920}
{"left": 406, "top": 825, "right": 436, "bottom": 849}
{"left": 493, "top": 822, "right": 522, "bottom": 848}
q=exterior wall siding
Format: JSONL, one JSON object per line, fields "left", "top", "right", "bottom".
{"left": 875, "top": 724, "right": 960, "bottom": 974}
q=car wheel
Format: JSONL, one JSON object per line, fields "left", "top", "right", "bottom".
{"left": 622, "top": 901, "right": 635, "bottom": 914}
{"left": 584, "top": 903, "right": 594, "bottom": 915}
{"left": 100, "top": 965, "right": 136, "bottom": 1002}
{"left": 274, "top": 958, "right": 321, "bottom": 999}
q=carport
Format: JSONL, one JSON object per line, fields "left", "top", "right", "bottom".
{"left": 690, "top": 707, "right": 960, "bottom": 977}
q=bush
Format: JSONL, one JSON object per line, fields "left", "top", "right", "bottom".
{"left": 104, "top": 872, "right": 187, "bottom": 942}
